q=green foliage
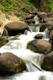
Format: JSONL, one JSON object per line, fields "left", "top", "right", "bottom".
{"left": 0, "top": 0, "right": 34, "bottom": 12}
{"left": 47, "top": 0, "right": 53, "bottom": 11}
{"left": 0, "top": 0, "right": 35, "bottom": 17}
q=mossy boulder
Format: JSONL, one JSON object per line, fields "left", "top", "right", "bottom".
{"left": 0, "top": 52, "right": 26, "bottom": 74}
{"left": 0, "top": 36, "right": 8, "bottom": 47}
{"left": 34, "top": 34, "right": 43, "bottom": 39}
{"left": 27, "top": 39, "right": 52, "bottom": 54}
{"left": 41, "top": 51, "right": 53, "bottom": 71}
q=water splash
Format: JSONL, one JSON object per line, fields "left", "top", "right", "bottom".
{"left": 43, "top": 28, "right": 49, "bottom": 39}
{"left": 28, "top": 15, "right": 40, "bottom": 32}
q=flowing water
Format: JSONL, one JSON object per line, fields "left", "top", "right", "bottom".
{"left": 0, "top": 15, "right": 53, "bottom": 80}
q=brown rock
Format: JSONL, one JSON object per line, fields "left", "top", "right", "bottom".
{"left": 44, "top": 18, "right": 53, "bottom": 22}
{"left": 0, "top": 52, "right": 26, "bottom": 73}
{"left": 41, "top": 51, "right": 53, "bottom": 71}
{"left": 37, "top": 12, "right": 47, "bottom": 19}
{"left": 5, "top": 22, "right": 28, "bottom": 31}
{"left": 27, "top": 39, "right": 52, "bottom": 54}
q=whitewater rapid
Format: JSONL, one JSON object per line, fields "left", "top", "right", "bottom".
{"left": 0, "top": 15, "right": 53, "bottom": 80}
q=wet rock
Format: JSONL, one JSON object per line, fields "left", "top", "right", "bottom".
{"left": 5, "top": 22, "right": 28, "bottom": 36}
{"left": 40, "top": 21, "right": 53, "bottom": 32}
{"left": 34, "top": 34, "right": 43, "bottom": 39}
{"left": 41, "top": 51, "right": 53, "bottom": 71}
{"left": 27, "top": 39, "right": 52, "bottom": 54}
{"left": 0, "top": 52, "right": 26, "bottom": 73}
{"left": 0, "top": 36, "right": 8, "bottom": 47}
{"left": 5, "top": 22, "right": 28, "bottom": 31}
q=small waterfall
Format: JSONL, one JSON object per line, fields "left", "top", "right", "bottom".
{"left": 43, "top": 28, "right": 49, "bottom": 39}
{"left": 34, "top": 15, "right": 40, "bottom": 32}
{"left": 28, "top": 15, "right": 40, "bottom": 32}
{"left": 0, "top": 13, "right": 53, "bottom": 80}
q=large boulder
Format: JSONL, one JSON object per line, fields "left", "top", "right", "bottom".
{"left": 5, "top": 22, "right": 28, "bottom": 36}
{"left": 41, "top": 51, "right": 53, "bottom": 71}
{"left": 0, "top": 52, "right": 26, "bottom": 74}
{"left": 5, "top": 22, "right": 28, "bottom": 31}
{"left": 27, "top": 39, "right": 52, "bottom": 54}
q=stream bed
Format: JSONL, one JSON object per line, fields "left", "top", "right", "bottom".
{"left": 0, "top": 15, "right": 53, "bottom": 80}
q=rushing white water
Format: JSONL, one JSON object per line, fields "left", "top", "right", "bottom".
{"left": 34, "top": 15, "right": 40, "bottom": 32}
{"left": 43, "top": 28, "right": 49, "bottom": 39}
{"left": 1, "top": 31, "right": 46, "bottom": 49}
{"left": 0, "top": 15, "right": 53, "bottom": 80}
{"left": 28, "top": 15, "right": 40, "bottom": 32}
{"left": 0, "top": 49, "right": 53, "bottom": 80}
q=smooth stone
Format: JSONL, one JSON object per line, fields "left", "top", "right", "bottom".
{"left": 27, "top": 39, "right": 52, "bottom": 54}
{"left": 0, "top": 52, "right": 26, "bottom": 74}
{"left": 41, "top": 51, "right": 53, "bottom": 71}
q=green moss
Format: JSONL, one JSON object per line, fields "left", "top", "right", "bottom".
{"left": 27, "top": 40, "right": 38, "bottom": 53}
{"left": 0, "top": 36, "right": 8, "bottom": 47}
{"left": 46, "top": 0, "right": 53, "bottom": 11}
{"left": 15, "top": 60, "right": 26, "bottom": 73}
{"left": 10, "top": 37, "right": 17, "bottom": 40}
{"left": 41, "top": 61, "right": 53, "bottom": 71}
